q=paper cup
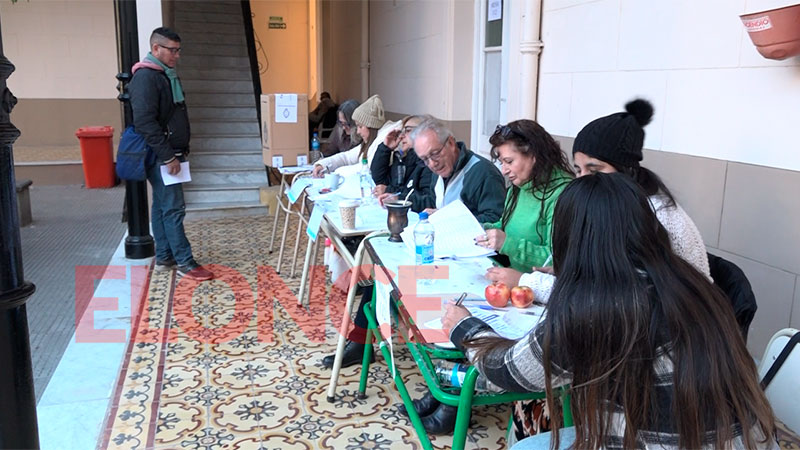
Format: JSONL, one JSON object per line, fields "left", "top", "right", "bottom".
{"left": 339, "top": 200, "right": 359, "bottom": 229}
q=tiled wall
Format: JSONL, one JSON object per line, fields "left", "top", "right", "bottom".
{"left": 557, "top": 136, "right": 800, "bottom": 358}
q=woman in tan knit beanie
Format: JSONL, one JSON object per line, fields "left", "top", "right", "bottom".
{"left": 313, "top": 94, "right": 400, "bottom": 177}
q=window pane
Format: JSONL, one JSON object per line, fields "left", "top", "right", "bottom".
{"left": 483, "top": 51, "right": 501, "bottom": 136}
{"left": 485, "top": 0, "right": 502, "bottom": 47}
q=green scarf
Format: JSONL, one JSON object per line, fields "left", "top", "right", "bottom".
{"left": 145, "top": 53, "right": 185, "bottom": 104}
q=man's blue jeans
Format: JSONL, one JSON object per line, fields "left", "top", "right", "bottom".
{"left": 147, "top": 160, "right": 194, "bottom": 266}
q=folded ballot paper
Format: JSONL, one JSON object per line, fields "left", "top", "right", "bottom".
{"left": 400, "top": 200, "right": 496, "bottom": 259}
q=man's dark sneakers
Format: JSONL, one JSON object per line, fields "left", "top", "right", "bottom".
{"left": 322, "top": 340, "right": 374, "bottom": 369}
{"left": 154, "top": 258, "right": 177, "bottom": 272}
{"left": 177, "top": 263, "right": 214, "bottom": 281}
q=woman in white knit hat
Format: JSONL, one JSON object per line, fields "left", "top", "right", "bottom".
{"left": 312, "top": 94, "right": 400, "bottom": 178}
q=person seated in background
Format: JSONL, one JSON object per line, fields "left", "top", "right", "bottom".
{"left": 371, "top": 115, "right": 434, "bottom": 213}
{"left": 409, "top": 116, "right": 506, "bottom": 222}
{"left": 405, "top": 119, "right": 573, "bottom": 434}
{"left": 322, "top": 99, "right": 360, "bottom": 157}
{"left": 321, "top": 117, "right": 506, "bottom": 371}
{"left": 312, "top": 95, "right": 399, "bottom": 177}
{"left": 308, "top": 91, "right": 337, "bottom": 140}
{"left": 443, "top": 173, "right": 776, "bottom": 449}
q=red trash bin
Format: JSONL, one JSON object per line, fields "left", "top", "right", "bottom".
{"left": 75, "top": 126, "right": 115, "bottom": 188}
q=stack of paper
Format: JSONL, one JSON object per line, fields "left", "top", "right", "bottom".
{"left": 399, "top": 200, "right": 495, "bottom": 259}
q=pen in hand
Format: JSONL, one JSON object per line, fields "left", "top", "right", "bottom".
{"left": 454, "top": 292, "right": 468, "bottom": 307}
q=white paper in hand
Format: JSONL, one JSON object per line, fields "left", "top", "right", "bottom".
{"left": 400, "top": 200, "right": 494, "bottom": 259}
{"left": 160, "top": 162, "right": 191, "bottom": 186}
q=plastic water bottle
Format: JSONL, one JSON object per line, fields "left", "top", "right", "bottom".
{"left": 310, "top": 132, "right": 322, "bottom": 163}
{"left": 359, "top": 157, "right": 374, "bottom": 203}
{"left": 434, "top": 361, "right": 491, "bottom": 391}
{"left": 414, "top": 212, "right": 435, "bottom": 266}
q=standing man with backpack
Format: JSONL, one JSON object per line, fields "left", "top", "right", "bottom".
{"left": 129, "top": 27, "right": 213, "bottom": 281}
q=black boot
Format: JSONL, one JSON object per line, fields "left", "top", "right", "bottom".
{"left": 397, "top": 391, "right": 441, "bottom": 417}
{"left": 321, "top": 340, "right": 374, "bottom": 369}
{"left": 420, "top": 403, "right": 460, "bottom": 435}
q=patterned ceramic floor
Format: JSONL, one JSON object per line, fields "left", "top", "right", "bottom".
{"left": 98, "top": 215, "right": 510, "bottom": 450}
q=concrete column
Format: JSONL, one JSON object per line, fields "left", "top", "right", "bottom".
{"left": 519, "top": 0, "right": 544, "bottom": 119}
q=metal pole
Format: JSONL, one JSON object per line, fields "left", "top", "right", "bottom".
{"left": 115, "top": 0, "right": 154, "bottom": 259}
{"left": 0, "top": 20, "right": 41, "bottom": 449}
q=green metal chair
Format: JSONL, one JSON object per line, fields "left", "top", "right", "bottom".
{"left": 359, "top": 280, "right": 572, "bottom": 450}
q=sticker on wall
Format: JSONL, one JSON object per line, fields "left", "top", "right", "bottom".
{"left": 275, "top": 93, "right": 298, "bottom": 123}
{"left": 269, "top": 15, "right": 287, "bottom": 29}
{"left": 488, "top": 0, "right": 502, "bottom": 21}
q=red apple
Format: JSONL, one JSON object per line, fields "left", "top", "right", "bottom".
{"left": 510, "top": 286, "right": 535, "bottom": 308}
{"left": 485, "top": 282, "right": 510, "bottom": 307}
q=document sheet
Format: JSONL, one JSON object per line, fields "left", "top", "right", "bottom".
{"left": 400, "top": 200, "right": 495, "bottom": 259}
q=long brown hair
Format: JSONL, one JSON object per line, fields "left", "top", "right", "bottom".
{"left": 489, "top": 120, "right": 573, "bottom": 231}
{"left": 358, "top": 126, "right": 379, "bottom": 161}
{"left": 470, "top": 173, "right": 775, "bottom": 449}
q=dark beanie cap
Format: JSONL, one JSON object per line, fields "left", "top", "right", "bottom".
{"left": 573, "top": 99, "right": 654, "bottom": 168}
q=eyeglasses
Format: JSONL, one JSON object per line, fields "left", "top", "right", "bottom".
{"left": 418, "top": 138, "right": 449, "bottom": 164}
{"left": 158, "top": 44, "right": 182, "bottom": 55}
{"left": 400, "top": 126, "right": 415, "bottom": 135}
{"left": 338, "top": 119, "right": 350, "bottom": 128}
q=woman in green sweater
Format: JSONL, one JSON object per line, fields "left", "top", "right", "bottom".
{"left": 476, "top": 119, "right": 573, "bottom": 287}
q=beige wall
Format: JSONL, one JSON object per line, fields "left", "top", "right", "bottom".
{"left": 13, "top": 99, "right": 121, "bottom": 147}
{"left": 1, "top": 0, "right": 121, "bottom": 147}
{"left": 369, "top": 0, "right": 474, "bottom": 121}
{"left": 556, "top": 136, "right": 800, "bottom": 358}
{"left": 1, "top": 0, "right": 118, "bottom": 99}
{"left": 320, "top": 0, "right": 364, "bottom": 103}
{"left": 251, "top": 0, "right": 310, "bottom": 96}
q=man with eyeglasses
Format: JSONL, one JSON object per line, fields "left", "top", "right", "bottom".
{"left": 410, "top": 117, "right": 505, "bottom": 223}
{"left": 128, "top": 27, "right": 213, "bottom": 281}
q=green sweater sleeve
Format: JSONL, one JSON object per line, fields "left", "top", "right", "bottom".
{"left": 498, "top": 177, "right": 569, "bottom": 272}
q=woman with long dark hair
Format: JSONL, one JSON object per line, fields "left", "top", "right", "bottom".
{"left": 443, "top": 173, "right": 776, "bottom": 449}
{"left": 475, "top": 120, "right": 574, "bottom": 286}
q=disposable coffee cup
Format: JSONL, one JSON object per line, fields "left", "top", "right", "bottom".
{"left": 339, "top": 200, "right": 359, "bottom": 229}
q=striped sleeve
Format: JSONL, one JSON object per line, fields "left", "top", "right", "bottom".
{"left": 450, "top": 317, "right": 572, "bottom": 393}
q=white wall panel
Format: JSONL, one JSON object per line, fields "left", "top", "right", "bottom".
{"left": 618, "top": 0, "right": 743, "bottom": 70}
{"left": 569, "top": 71, "right": 668, "bottom": 149}
{"left": 540, "top": 0, "right": 619, "bottom": 73}
{"left": 538, "top": 0, "right": 800, "bottom": 170}
{"left": 537, "top": 73, "right": 573, "bottom": 137}
{"left": 662, "top": 67, "right": 800, "bottom": 171}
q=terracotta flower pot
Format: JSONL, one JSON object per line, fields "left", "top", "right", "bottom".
{"left": 741, "top": 3, "right": 800, "bottom": 60}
